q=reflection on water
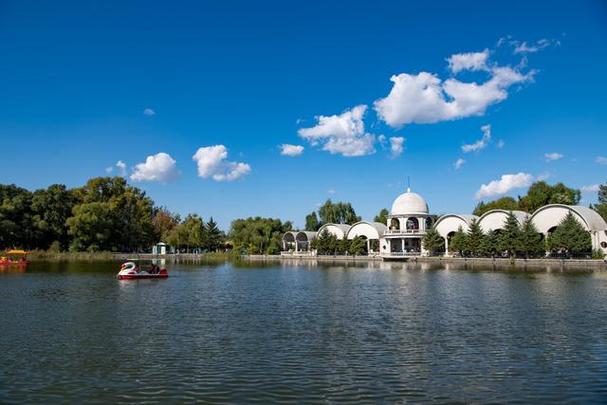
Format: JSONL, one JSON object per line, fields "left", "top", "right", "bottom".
{"left": 2, "top": 261, "right": 607, "bottom": 403}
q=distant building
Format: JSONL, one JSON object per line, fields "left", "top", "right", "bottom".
{"left": 282, "top": 188, "right": 607, "bottom": 258}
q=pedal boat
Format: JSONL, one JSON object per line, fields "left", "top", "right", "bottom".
{"left": 117, "top": 261, "right": 168, "bottom": 280}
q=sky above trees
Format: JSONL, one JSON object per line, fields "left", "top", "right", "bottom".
{"left": 0, "top": 0, "right": 605, "bottom": 229}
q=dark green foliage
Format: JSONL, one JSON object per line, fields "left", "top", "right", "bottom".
{"left": 519, "top": 217, "right": 545, "bottom": 258}
{"left": 473, "top": 197, "right": 519, "bottom": 216}
{"left": 466, "top": 219, "right": 485, "bottom": 257}
{"left": 422, "top": 227, "right": 445, "bottom": 256}
{"left": 374, "top": 208, "right": 389, "bottom": 224}
{"left": 480, "top": 230, "right": 501, "bottom": 257}
{"left": 499, "top": 212, "right": 522, "bottom": 257}
{"left": 449, "top": 226, "right": 468, "bottom": 256}
{"left": 518, "top": 181, "right": 580, "bottom": 213}
{"left": 592, "top": 183, "right": 607, "bottom": 222}
{"left": 202, "top": 217, "right": 224, "bottom": 252}
{"left": 348, "top": 236, "right": 367, "bottom": 255}
{"left": 305, "top": 211, "right": 320, "bottom": 231}
{"left": 317, "top": 199, "right": 361, "bottom": 225}
{"left": 152, "top": 207, "right": 180, "bottom": 242}
{"left": 546, "top": 212, "right": 592, "bottom": 257}
{"left": 229, "top": 217, "right": 292, "bottom": 255}
{"left": 313, "top": 230, "right": 339, "bottom": 255}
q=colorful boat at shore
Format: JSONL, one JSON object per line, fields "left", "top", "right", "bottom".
{"left": 0, "top": 250, "right": 28, "bottom": 267}
{"left": 117, "top": 260, "right": 168, "bottom": 280}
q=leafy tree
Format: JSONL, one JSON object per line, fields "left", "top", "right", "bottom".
{"left": 229, "top": 217, "right": 292, "bottom": 255}
{"left": 374, "top": 208, "right": 389, "bottom": 224}
{"left": 0, "top": 184, "right": 36, "bottom": 249}
{"left": 473, "top": 197, "right": 519, "bottom": 216}
{"left": 31, "top": 184, "right": 76, "bottom": 249}
{"left": 449, "top": 226, "right": 468, "bottom": 256}
{"left": 66, "top": 202, "right": 115, "bottom": 252}
{"left": 466, "top": 219, "right": 485, "bottom": 257}
{"left": 519, "top": 217, "right": 545, "bottom": 258}
{"left": 592, "top": 182, "right": 607, "bottom": 222}
{"left": 318, "top": 199, "right": 361, "bottom": 225}
{"left": 422, "top": 227, "right": 445, "bottom": 256}
{"left": 348, "top": 236, "right": 367, "bottom": 255}
{"left": 152, "top": 207, "right": 180, "bottom": 242}
{"left": 305, "top": 211, "right": 320, "bottom": 231}
{"left": 313, "top": 230, "right": 339, "bottom": 255}
{"left": 546, "top": 212, "right": 592, "bottom": 257}
{"left": 499, "top": 212, "right": 522, "bottom": 257}
{"left": 518, "top": 181, "right": 581, "bottom": 213}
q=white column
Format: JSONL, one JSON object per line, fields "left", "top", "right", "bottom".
{"left": 401, "top": 238, "right": 405, "bottom": 252}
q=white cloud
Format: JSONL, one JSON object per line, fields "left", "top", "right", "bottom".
{"left": 581, "top": 184, "right": 600, "bottom": 193}
{"left": 143, "top": 108, "right": 156, "bottom": 116}
{"left": 192, "top": 145, "right": 251, "bottom": 181}
{"left": 454, "top": 158, "right": 466, "bottom": 170}
{"left": 298, "top": 105, "right": 375, "bottom": 157}
{"left": 130, "top": 153, "right": 179, "bottom": 183}
{"left": 389, "top": 136, "right": 405, "bottom": 158}
{"left": 115, "top": 160, "right": 127, "bottom": 176}
{"left": 328, "top": 188, "right": 336, "bottom": 195}
{"left": 544, "top": 152, "right": 563, "bottom": 162}
{"left": 513, "top": 38, "right": 559, "bottom": 54}
{"left": 475, "top": 172, "right": 533, "bottom": 199}
{"left": 280, "top": 144, "right": 304, "bottom": 157}
{"left": 596, "top": 156, "right": 607, "bottom": 165}
{"left": 374, "top": 62, "right": 532, "bottom": 128}
{"left": 447, "top": 49, "right": 490, "bottom": 73}
{"left": 105, "top": 166, "right": 113, "bottom": 173}
{"left": 462, "top": 125, "right": 491, "bottom": 153}
{"left": 496, "top": 139, "right": 505, "bottom": 149}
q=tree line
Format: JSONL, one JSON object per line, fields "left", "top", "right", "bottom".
{"left": 422, "top": 211, "right": 599, "bottom": 259}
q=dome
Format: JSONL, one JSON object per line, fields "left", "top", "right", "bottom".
{"left": 390, "top": 188, "right": 429, "bottom": 215}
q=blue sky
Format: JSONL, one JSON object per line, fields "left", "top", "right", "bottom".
{"left": 1, "top": 1, "right": 606, "bottom": 229}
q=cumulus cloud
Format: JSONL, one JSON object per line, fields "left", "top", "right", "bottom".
{"left": 297, "top": 105, "right": 375, "bottom": 157}
{"left": 475, "top": 172, "right": 533, "bottom": 199}
{"left": 581, "top": 184, "right": 600, "bottom": 193}
{"left": 389, "top": 136, "right": 405, "bottom": 158}
{"left": 447, "top": 49, "right": 490, "bottom": 73}
{"left": 544, "top": 152, "right": 563, "bottom": 162}
{"left": 596, "top": 156, "right": 607, "bottom": 165}
{"left": 115, "top": 160, "right": 127, "bottom": 176}
{"left": 462, "top": 125, "right": 491, "bottom": 153}
{"left": 192, "top": 145, "right": 251, "bottom": 181}
{"left": 454, "top": 158, "right": 466, "bottom": 170}
{"left": 130, "top": 153, "right": 179, "bottom": 183}
{"left": 105, "top": 166, "right": 113, "bottom": 174}
{"left": 374, "top": 61, "right": 532, "bottom": 128}
{"left": 143, "top": 108, "right": 156, "bottom": 116}
{"left": 280, "top": 144, "right": 304, "bottom": 157}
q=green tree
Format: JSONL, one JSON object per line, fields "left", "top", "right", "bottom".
{"left": 202, "top": 217, "right": 224, "bottom": 252}
{"left": 31, "top": 184, "right": 76, "bottom": 249}
{"left": 313, "top": 230, "right": 339, "bottom": 255}
{"left": 348, "top": 236, "right": 367, "bottom": 255}
{"left": 546, "top": 212, "right": 592, "bottom": 257}
{"left": 374, "top": 208, "right": 389, "bottom": 224}
{"left": 473, "top": 197, "right": 519, "bottom": 216}
{"left": 480, "top": 230, "right": 501, "bottom": 257}
{"left": 66, "top": 202, "right": 115, "bottom": 252}
{"left": 0, "top": 184, "right": 36, "bottom": 249}
{"left": 422, "top": 227, "right": 445, "bottom": 256}
{"left": 519, "top": 217, "right": 545, "bottom": 258}
{"left": 305, "top": 211, "right": 320, "bottom": 231}
{"left": 592, "top": 182, "right": 607, "bottom": 222}
{"left": 518, "top": 181, "right": 581, "bottom": 213}
{"left": 466, "top": 219, "right": 485, "bottom": 257}
{"left": 318, "top": 199, "right": 361, "bottom": 225}
{"left": 449, "top": 226, "right": 468, "bottom": 256}
{"left": 152, "top": 207, "right": 180, "bottom": 242}
{"left": 229, "top": 217, "right": 292, "bottom": 255}
{"left": 499, "top": 212, "right": 522, "bottom": 257}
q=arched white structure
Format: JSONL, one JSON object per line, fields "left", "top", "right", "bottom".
{"left": 346, "top": 221, "right": 388, "bottom": 255}
{"left": 434, "top": 214, "right": 478, "bottom": 254}
{"left": 282, "top": 231, "right": 297, "bottom": 251}
{"left": 530, "top": 204, "right": 607, "bottom": 253}
{"left": 295, "top": 231, "right": 317, "bottom": 252}
{"left": 383, "top": 188, "right": 430, "bottom": 257}
{"left": 478, "top": 210, "right": 529, "bottom": 233}
{"left": 316, "top": 223, "right": 351, "bottom": 239}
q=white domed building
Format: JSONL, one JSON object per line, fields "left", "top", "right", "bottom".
{"left": 379, "top": 188, "right": 432, "bottom": 257}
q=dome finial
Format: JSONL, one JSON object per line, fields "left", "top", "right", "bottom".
{"left": 407, "top": 176, "right": 411, "bottom": 193}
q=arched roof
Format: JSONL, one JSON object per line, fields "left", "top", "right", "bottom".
{"left": 296, "top": 231, "right": 317, "bottom": 241}
{"left": 317, "top": 223, "right": 351, "bottom": 239}
{"left": 390, "top": 188, "right": 429, "bottom": 215}
{"left": 434, "top": 214, "right": 478, "bottom": 238}
{"left": 346, "top": 221, "right": 387, "bottom": 240}
{"left": 530, "top": 204, "right": 607, "bottom": 233}
{"left": 282, "top": 231, "right": 297, "bottom": 242}
{"left": 478, "top": 209, "right": 529, "bottom": 232}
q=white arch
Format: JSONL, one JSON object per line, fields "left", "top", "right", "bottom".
{"left": 478, "top": 209, "right": 529, "bottom": 233}
{"left": 346, "top": 221, "right": 387, "bottom": 240}
{"left": 434, "top": 214, "right": 478, "bottom": 239}
{"left": 316, "top": 223, "right": 351, "bottom": 239}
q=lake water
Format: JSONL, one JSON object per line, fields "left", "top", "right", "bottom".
{"left": 2, "top": 260, "right": 607, "bottom": 403}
